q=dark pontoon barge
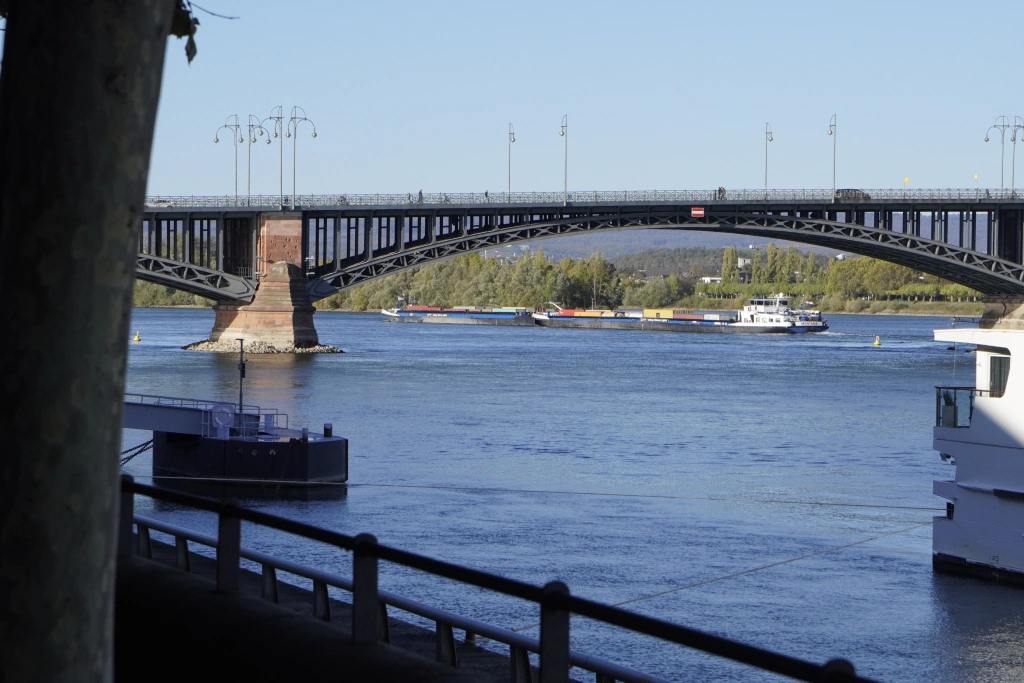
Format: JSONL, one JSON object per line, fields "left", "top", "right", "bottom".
{"left": 123, "top": 393, "right": 348, "bottom": 483}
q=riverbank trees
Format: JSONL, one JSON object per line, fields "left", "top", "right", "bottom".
{"left": 134, "top": 280, "right": 211, "bottom": 307}
{"left": 312, "top": 244, "right": 981, "bottom": 315}
{"left": 317, "top": 251, "right": 628, "bottom": 311}
{"left": 698, "top": 243, "right": 980, "bottom": 312}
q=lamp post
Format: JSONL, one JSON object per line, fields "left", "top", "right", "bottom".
{"left": 246, "top": 115, "right": 268, "bottom": 207}
{"left": 985, "top": 115, "right": 1011, "bottom": 191}
{"left": 764, "top": 123, "right": 773, "bottom": 198}
{"left": 1011, "top": 116, "right": 1024, "bottom": 195}
{"left": 262, "top": 106, "right": 284, "bottom": 207}
{"left": 975, "top": 173, "right": 979, "bottom": 199}
{"left": 508, "top": 123, "right": 515, "bottom": 201}
{"left": 904, "top": 177, "right": 909, "bottom": 197}
{"left": 214, "top": 115, "right": 243, "bottom": 205}
{"left": 827, "top": 114, "right": 836, "bottom": 199}
{"left": 286, "top": 106, "right": 317, "bottom": 209}
{"left": 236, "top": 338, "right": 245, "bottom": 424}
{"left": 559, "top": 115, "right": 568, "bottom": 204}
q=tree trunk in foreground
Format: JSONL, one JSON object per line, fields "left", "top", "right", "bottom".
{"left": 0, "top": 2, "right": 171, "bottom": 680}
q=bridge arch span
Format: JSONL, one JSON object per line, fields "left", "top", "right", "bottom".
{"left": 305, "top": 210, "right": 1024, "bottom": 300}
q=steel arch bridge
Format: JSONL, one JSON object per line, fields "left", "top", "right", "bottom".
{"left": 139, "top": 189, "right": 1024, "bottom": 302}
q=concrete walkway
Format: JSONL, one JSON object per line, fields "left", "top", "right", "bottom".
{"left": 116, "top": 554, "right": 492, "bottom": 682}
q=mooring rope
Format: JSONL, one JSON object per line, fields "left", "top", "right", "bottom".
{"left": 509, "top": 522, "right": 931, "bottom": 633}
{"left": 126, "top": 475, "right": 942, "bottom": 512}
{"left": 120, "top": 440, "right": 154, "bottom": 467}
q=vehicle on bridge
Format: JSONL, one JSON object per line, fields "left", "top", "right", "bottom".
{"left": 833, "top": 188, "right": 872, "bottom": 201}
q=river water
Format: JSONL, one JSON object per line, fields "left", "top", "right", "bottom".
{"left": 123, "top": 309, "right": 1024, "bottom": 682}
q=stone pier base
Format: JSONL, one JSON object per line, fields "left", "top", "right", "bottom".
{"left": 980, "top": 297, "right": 1024, "bottom": 330}
{"left": 190, "top": 261, "right": 337, "bottom": 352}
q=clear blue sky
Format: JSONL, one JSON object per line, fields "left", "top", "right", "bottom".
{"left": 142, "top": 1, "right": 1023, "bottom": 195}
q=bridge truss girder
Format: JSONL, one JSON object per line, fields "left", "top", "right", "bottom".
{"left": 136, "top": 255, "right": 256, "bottom": 302}
{"left": 305, "top": 211, "right": 1024, "bottom": 300}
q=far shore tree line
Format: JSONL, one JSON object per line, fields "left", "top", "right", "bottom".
{"left": 704, "top": 244, "right": 980, "bottom": 312}
{"left": 133, "top": 245, "right": 983, "bottom": 315}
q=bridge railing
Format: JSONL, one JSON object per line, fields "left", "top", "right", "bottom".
{"left": 120, "top": 476, "right": 875, "bottom": 683}
{"left": 145, "top": 188, "right": 1021, "bottom": 210}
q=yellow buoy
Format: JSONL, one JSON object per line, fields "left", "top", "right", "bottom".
{"left": 873, "top": 335, "right": 881, "bottom": 346}
{"left": 133, "top": 331, "right": 141, "bottom": 343}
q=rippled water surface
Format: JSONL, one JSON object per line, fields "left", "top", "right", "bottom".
{"left": 123, "top": 309, "right": 1024, "bottom": 682}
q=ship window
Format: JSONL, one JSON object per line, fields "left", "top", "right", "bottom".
{"left": 990, "top": 356, "right": 1010, "bottom": 398}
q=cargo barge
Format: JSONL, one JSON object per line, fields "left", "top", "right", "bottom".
{"left": 533, "top": 298, "right": 827, "bottom": 334}
{"left": 382, "top": 305, "right": 534, "bottom": 325}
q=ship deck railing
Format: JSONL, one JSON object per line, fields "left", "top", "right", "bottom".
{"left": 125, "top": 392, "right": 290, "bottom": 439}
{"left": 935, "top": 386, "right": 999, "bottom": 428}
{"left": 120, "top": 475, "right": 876, "bottom": 683}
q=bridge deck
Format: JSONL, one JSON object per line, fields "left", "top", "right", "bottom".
{"left": 137, "top": 190, "right": 1024, "bottom": 302}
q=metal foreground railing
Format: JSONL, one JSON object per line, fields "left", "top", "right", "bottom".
{"left": 145, "top": 188, "right": 1023, "bottom": 209}
{"left": 119, "top": 476, "right": 876, "bottom": 683}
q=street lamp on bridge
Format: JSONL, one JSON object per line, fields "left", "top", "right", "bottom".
{"left": 1012, "top": 116, "right": 1024, "bottom": 196}
{"left": 560, "top": 115, "right": 568, "bottom": 204}
{"left": 827, "top": 115, "right": 836, "bottom": 200}
{"left": 508, "top": 123, "right": 515, "bottom": 200}
{"left": 764, "top": 123, "right": 773, "bottom": 198}
{"left": 262, "top": 106, "right": 285, "bottom": 207}
{"left": 246, "top": 115, "right": 269, "bottom": 207}
{"left": 286, "top": 106, "right": 317, "bottom": 209}
{"left": 214, "top": 115, "right": 243, "bottom": 205}
{"left": 985, "top": 115, "right": 1012, "bottom": 191}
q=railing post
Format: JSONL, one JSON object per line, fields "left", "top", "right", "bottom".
{"left": 138, "top": 524, "right": 152, "bottom": 559}
{"left": 262, "top": 563, "right": 279, "bottom": 603}
{"left": 539, "top": 580, "right": 571, "bottom": 683}
{"left": 118, "top": 474, "right": 134, "bottom": 558}
{"left": 435, "top": 621, "right": 458, "bottom": 667}
{"left": 175, "top": 536, "right": 192, "bottom": 572}
{"left": 216, "top": 501, "right": 241, "bottom": 595}
{"left": 378, "top": 601, "right": 391, "bottom": 643}
{"left": 823, "top": 658, "right": 857, "bottom": 682}
{"left": 352, "top": 533, "right": 379, "bottom": 644}
{"left": 313, "top": 580, "right": 331, "bottom": 621}
{"left": 510, "top": 645, "right": 533, "bottom": 683}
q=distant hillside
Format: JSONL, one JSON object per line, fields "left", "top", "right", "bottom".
{"left": 483, "top": 229, "right": 842, "bottom": 261}
{"left": 611, "top": 248, "right": 740, "bottom": 277}
{"left": 610, "top": 245, "right": 838, "bottom": 278}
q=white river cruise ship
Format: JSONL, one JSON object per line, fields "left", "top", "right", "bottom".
{"left": 932, "top": 326, "right": 1024, "bottom": 584}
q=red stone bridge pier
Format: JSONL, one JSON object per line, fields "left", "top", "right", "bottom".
{"left": 209, "top": 212, "right": 320, "bottom": 349}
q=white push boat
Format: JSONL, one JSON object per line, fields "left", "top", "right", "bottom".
{"left": 731, "top": 297, "right": 828, "bottom": 333}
